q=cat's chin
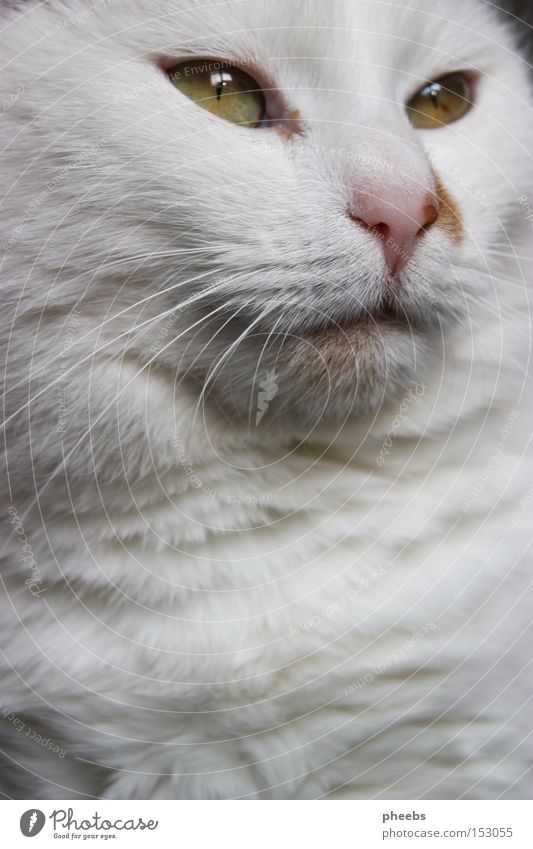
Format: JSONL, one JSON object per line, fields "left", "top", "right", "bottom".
{"left": 273, "top": 317, "right": 432, "bottom": 424}
{"left": 203, "top": 315, "right": 433, "bottom": 430}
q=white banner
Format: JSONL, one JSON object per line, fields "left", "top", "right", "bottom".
{"left": 1, "top": 800, "right": 533, "bottom": 848}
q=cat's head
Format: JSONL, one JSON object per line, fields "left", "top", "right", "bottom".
{"left": 1, "top": 0, "right": 532, "bottom": 440}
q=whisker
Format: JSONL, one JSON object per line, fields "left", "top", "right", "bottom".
{"left": 483, "top": 247, "right": 533, "bottom": 262}
{"left": 175, "top": 303, "right": 252, "bottom": 385}
{"left": 190, "top": 302, "right": 282, "bottom": 431}
{"left": 246, "top": 308, "right": 288, "bottom": 428}
{"left": 1, "top": 272, "right": 243, "bottom": 430}
{"left": 2, "top": 262, "right": 228, "bottom": 404}
{"left": 5, "top": 300, "right": 250, "bottom": 530}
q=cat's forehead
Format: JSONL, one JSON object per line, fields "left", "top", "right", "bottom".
{"left": 1, "top": 0, "right": 515, "bottom": 92}
{"left": 153, "top": 0, "right": 501, "bottom": 66}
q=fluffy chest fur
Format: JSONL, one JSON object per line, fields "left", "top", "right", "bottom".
{"left": 2, "top": 343, "right": 532, "bottom": 799}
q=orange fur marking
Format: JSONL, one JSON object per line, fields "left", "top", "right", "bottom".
{"left": 276, "top": 108, "right": 303, "bottom": 139}
{"left": 434, "top": 175, "right": 463, "bottom": 243}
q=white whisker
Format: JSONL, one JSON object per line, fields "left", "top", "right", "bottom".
{"left": 1, "top": 271, "right": 244, "bottom": 430}
{"left": 7, "top": 300, "right": 251, "bottom": 528}
{"left": 190, "top": 302, "right": 282, "bottom": 431}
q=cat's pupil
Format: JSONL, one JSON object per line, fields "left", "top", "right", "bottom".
{"left": 429, "top": 84, "right": 440, "bottom": 106}
{"left": 213, "top": 73, "right": 226, "bottom": 101}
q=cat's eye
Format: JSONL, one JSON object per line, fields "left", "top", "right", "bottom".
{"left": 406, "top": 73, "right": 473, "bottom": 129}
{"left": 167, "top": 60, "right": 266, "bottom": 127}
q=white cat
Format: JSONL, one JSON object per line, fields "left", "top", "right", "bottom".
{"left": 1, "top": 0, "right": 532, "bottom": 799}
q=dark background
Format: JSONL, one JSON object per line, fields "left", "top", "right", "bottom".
{"left": 496, "top": 0, "right": 533, "bottom": 57}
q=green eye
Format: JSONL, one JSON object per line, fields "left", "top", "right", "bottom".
{"left": 406, "top": 72, "right": 473, "bottom": 129}
{"left": 168, "top": 60, "right": 266, "bottom": 127}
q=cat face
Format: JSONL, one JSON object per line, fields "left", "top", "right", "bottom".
{"left": 1, "top": 0, "right": 532, "bottom": 433}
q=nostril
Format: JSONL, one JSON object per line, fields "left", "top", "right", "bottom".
{"left": 348, "top": 213, "right": 390, "bottom": 242}
{"left": 348, "top": 193, "right": 440, "bottom": 275}
{"left": 370, "top": 221, "right": 390, "bottom": 240}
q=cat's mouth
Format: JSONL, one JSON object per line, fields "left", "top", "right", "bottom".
{"left": 305, "top": 299, "right": 421, "bottom": 341}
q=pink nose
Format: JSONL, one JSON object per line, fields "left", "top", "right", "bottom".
{"left": 349, "top": 191, "right": 439, "bottom": 275}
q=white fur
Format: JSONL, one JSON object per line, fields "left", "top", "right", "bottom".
{"left": 1, "top": 0, "right": 532, "bottom": 799}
